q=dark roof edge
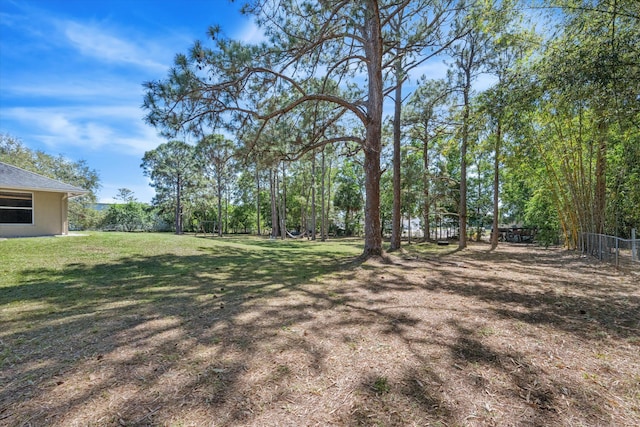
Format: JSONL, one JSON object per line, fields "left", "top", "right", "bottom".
{"left": 0, "top": 161, "right": 89, "bottom": 196}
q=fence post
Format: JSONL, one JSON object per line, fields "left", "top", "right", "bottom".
{"left": 599, "top": 234, "right": 603, "bottom": 260}
{"left": 633, "top": 228, "right": 637, "bottom": 262}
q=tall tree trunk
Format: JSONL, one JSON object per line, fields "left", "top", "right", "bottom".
{"left": 490, "top": 119, "right": 501, "bottom": 250}
{"left": 299, "top": 174, "right": 312, "bottom": 235}
{"left": 362, "top": 0, "right": 384, "bottom": 257}
{"left": 311, "top": 150, "right": 317, "bottom": 240}
{"left": 477, "top": 158, "right": 482, "bottom": 241}
{"left": 327, "top": 157, "right": 333, "bottom": 239}
{"left": 459, "top": 73, "right": 471, "bottom": 249}
{"left": 422, "top": 123, "right": 431, "bottom": 242}
{"left": 270, "top": 168, "right": 278, "bottom": 238}
{"left": 225, "top": 188, "right": 229, "bottom": 234}
{"left": 280, "top": 161, "right": 287, "bottom": 240}
{"left": 217, "top": 167, "right": 223, "bottom": 237}
{"left": 434, "top": 198, "right": 439, "bottom": 240}
{"left": 321, "top": 149, "right": 326, "bottom": 241}
{"left": 255, "top": 166, "right": 261, "bottom": 236}
{"left": 175, "top": 174, "right": 182, "bottom": 234}
{"left": 345, "top": 209, "right": 351, "bottom": 236}
{"left": 363, "top": 137, "right": 382, "bottom": 256}
{"left": 390, "top": 21, "right": 403, "bottom": 251}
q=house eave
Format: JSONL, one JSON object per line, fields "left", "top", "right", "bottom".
{"left": 0, "top": 162, "right": 89, "bottom": 197}
{"left": 1, "top": 185, "right": 88, "bottom": 198}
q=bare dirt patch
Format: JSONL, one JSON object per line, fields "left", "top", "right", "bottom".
{"left": 2, "top": 242, "right": 639, "bottom": 426}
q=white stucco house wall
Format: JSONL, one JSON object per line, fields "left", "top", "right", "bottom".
{"left": 0, "top": 162, "right": 88, "bottom": 237}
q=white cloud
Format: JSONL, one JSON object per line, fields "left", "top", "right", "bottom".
{"left": 1, "top": 5, "right": 171, "bottom": 74}
{"left": 116, "top": 123, "right": 165, "bottom": 155}
{"left": 60, "top": 20, "right": 168, "bottom": 72}
{"left": 233, "top": 20, "right": 267, "bottom": 44}
{"left": 5, "top": 77, "right": 142, "bottom": 100}
{"left": 2, "top": 105, "right": 163, "bottom": 156}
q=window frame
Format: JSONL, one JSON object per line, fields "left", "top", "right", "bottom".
{"left": 0, "top": 190, "right": 34, "bottom": 225}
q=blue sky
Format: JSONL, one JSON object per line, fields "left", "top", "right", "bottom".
{"left": 0, "top": 0, "right": 262, "bottom": 203}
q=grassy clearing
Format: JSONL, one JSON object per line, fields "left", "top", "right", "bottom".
{"left": 0, "top": 232, "right": 359, "bottom": 323}
{"left": 1, "top": 233, "right": 638, "bottom": 426}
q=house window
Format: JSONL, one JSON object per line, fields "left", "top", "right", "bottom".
{"left": 0, "top": 191, "right": 33, "bottom": 224}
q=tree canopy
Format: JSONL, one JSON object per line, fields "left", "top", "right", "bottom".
{"left": 140, "top": 0, "right": 639, "bottom": 251}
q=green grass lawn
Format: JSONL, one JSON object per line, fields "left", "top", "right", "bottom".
{"left": 0, "top": 232, "right": 362, "bottom": 330}
{"left": 0, "top": 232, "right": 366, "bottom": 422}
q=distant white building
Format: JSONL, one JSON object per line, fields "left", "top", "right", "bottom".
{"left": 401, "top": 218, "right": 424, "bottom": 238}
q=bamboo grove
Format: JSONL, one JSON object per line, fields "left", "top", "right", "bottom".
{"left": 141, "top": 0, "right": 639, "bottom": 254}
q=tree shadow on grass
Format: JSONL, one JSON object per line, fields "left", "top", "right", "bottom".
{"left": 448, "top": 317, "right": 624, "bottom": 426}
{"left": 0, "top": 237, "right": 362, "bottom": 425}
{"left": 338, "top": 244, "right": 639, "bottom": 425}
{"left": 449, "top": 320, "right": 560, "bottom": 420}
{"left": 401, "top": 244, "right": 640, "bottom": 342}
{"left": 1, "top": 239, "right": 638, "bottom": 425}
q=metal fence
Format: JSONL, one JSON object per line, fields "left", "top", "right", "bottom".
{"left": 580, "top": 229, "right": 639, "bottom": 269}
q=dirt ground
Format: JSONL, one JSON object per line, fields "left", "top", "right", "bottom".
{"left": 2, "top": 243, "right": 639, "bottom": 426}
